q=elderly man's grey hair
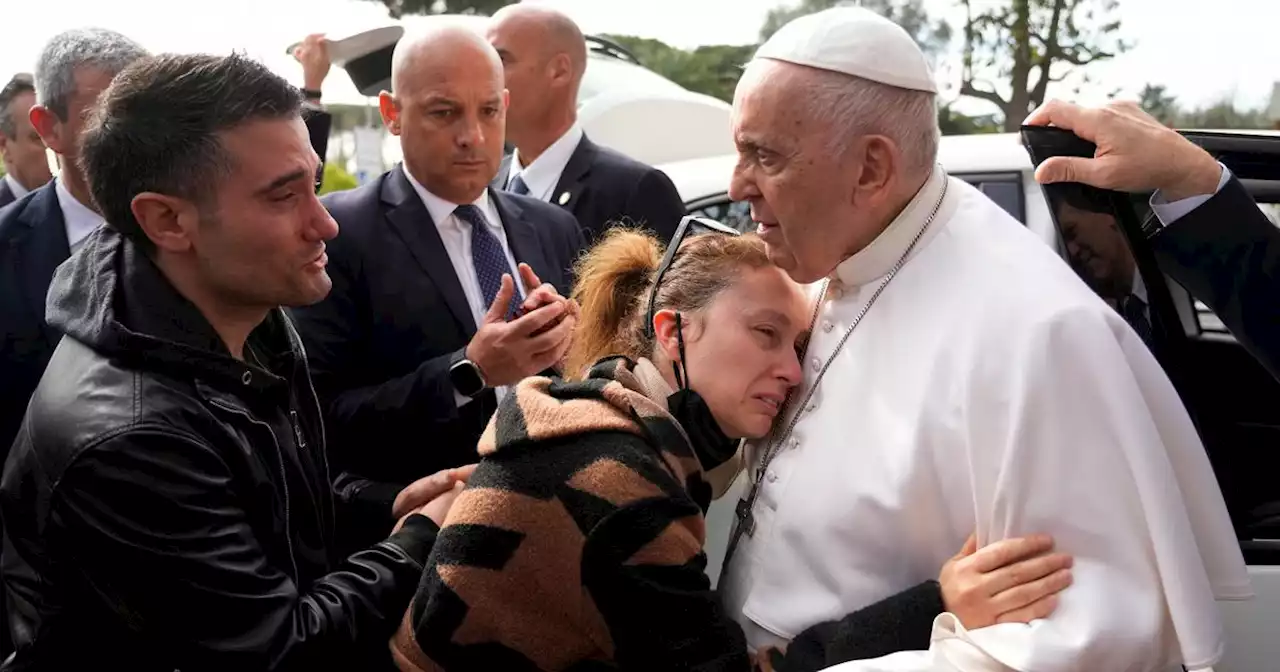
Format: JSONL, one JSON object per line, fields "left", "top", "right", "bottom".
{"left": 35, "top": 28, "right": 148, "bottom": 121}
{"left": 803, "top": 67, "right": 939, "bottom": 178}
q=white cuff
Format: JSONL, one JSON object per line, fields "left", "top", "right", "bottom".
{"left": 1149, "top": 163, "right": 1231, "bottom": 227}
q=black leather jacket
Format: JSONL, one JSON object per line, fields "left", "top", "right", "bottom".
{"left": 0, "top": 228, "right": 437, "bottom": 671}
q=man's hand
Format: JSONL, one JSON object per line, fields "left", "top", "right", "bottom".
{"left": 292, "top": 33, "right": 331, "bottom": 92}
{"left": 939, "top": 533, "right": 1074, "bottom": 629}
{"left": 1024, "top": 99, "right": 1222, "bottom": 201}
{"left": 392, "top": 464, "right": 477, "bottom": 519}
{"left": 466, "top": 268, "right": 577, "bottom": 386}
{"left": 393, "top": 481, "right": 467, "bottom": 531}
{"left": 514, "top": 263, "right": 580, "bottom": 339}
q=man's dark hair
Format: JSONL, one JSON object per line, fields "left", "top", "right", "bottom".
{"left": 80, "top": 52, "right": 303, "bottom": 251}
{"left": 0, "top": 73, "right": 35, "bottom": 139}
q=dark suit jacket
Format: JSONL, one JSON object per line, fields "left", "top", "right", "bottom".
{"left": 0, "top": 185, "right": 67, "bottom": 456}
{"left": 291, "top": 165, "right": 586, "bottom": 535}
{"left": 1153, "top": 176, "right": 1280, "bottom": 379}
{"left": 494, "top": 134, "right": 685, "bottom": 244}
{"left": 0, "top": 184, "right": 66, "bottom": 657}
{"left": 0, "top": 179, "right": 15, "bottom": 209}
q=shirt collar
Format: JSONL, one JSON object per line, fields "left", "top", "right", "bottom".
{"left": 509, "top": 123, "right": 584, "bottom": 200}
{"left": 832, "top": 164, "right": 954, "bottom": 288}
{"left": 1131, "top": 267, "right": 1148, "bottom": 304}
{"left": 402, "top": 166, "right": 497, "bottom": 232}
{"left": 55, "top": 177, "right": 104, "bottom": 248}
{"left": 4, "top": 173, "right": 30, "bottom": 199}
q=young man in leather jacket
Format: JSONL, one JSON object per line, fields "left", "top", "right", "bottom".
{"left": 0, "top": 52, "right": 464, "bottom": 671}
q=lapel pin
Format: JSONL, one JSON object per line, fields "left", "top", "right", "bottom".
{"left": 558, "top": 191, "right": 571, "bottom": 206}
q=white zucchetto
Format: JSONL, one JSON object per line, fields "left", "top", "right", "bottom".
{"left": 754, "top": 6, "right": 938, "bottom": 94}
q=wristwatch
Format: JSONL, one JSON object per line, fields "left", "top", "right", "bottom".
{"left": 449, "top": 357, "right": 487, "bottom": 398}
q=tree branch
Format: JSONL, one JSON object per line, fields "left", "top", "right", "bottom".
{"left": 1030, "top": 0, "right": 1068, "bottom": 106}
{"left": 1056, "top": 45, "right": 1116, "bottom": 65}
{"left": 959, "top": 81, "right": 1008, "bottom": 108}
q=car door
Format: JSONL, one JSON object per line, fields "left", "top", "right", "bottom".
{"left": 1024, "top": 127, "right": 1280, "bottom": 672}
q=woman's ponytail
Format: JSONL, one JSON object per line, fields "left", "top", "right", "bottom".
{"left": 563, "top": 227, "right": 661, "bottom": 379}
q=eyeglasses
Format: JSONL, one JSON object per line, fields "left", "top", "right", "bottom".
{"left": 644, "top": 215, "right": 741, "bottom": 337}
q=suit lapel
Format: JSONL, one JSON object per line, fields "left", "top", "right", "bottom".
{"left": 491, "top": 190, "right": 552, "bottom": 288}
{"left": 381, "top": 167, "right": 477, "bottom": 334}
{"left": 552, "top": 135, "right": 597, "bottom": 214}
{"left": 14, "top": 186, "right": 70, "bottom": 346}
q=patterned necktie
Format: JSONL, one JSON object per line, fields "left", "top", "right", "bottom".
{"left": 1120, "top": 293, "right": 1153, "bottom": 345}
{"left": 508, "top": 174, "right": 530, "bottom": 196}
{"left": 454, "top": 204, "right": 519, "bottom": 319}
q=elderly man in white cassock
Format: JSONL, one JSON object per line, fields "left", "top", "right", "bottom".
{"left": 716, "top": 7, "right": 1252, "bottom": 672}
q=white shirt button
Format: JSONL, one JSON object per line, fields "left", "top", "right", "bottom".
{"left": 788, "top": 438, "right": 800, "bottom": 450}
{"left": 767, "top": 471, "right": 779, "bottom": 483}
{"left": 822, "top": 321, "right": 834, "bottom": 333}
{"left": 810, "top": 357, "right": 821, "bottom": 372}
{"left": 805, "top": 402, "right": 816, "bottom": 413}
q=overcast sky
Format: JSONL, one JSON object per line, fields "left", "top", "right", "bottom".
{"left": 1, "top": 0, "right": 1275, "bottom": 117}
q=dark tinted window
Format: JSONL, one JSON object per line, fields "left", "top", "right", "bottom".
{"left": 955, "top": 172, "right": 1025, "bottom": 223}
{"left": 1043, "top": 183, "right": 1158, "bottom": 351}
{"left": 687, "top": 197, "right": 753, "bottom": 233}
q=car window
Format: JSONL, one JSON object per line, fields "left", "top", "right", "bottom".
{"left": 686, "top": 196, "right": 754, "bottom": 233}
{"left": 954, "top": 172, "right": 1025, "bottom": 223}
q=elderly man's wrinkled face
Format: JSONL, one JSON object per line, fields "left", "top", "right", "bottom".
{"left": 728, "top": 61, "right": 877, "bottom": 284}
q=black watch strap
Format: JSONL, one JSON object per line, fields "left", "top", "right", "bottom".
{"left": 449, "top": 357, "right": 487, "bottom": 398}
{"left": 300, "top": 87, "right": 322, "bottom": 100}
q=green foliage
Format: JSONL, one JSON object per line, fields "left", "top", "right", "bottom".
{"left": 319, "top": 161, "right": 360, "bottom": 195}
{"left": 359, "top": 0, "right": 515, "bottom": 19}
{"left": 600, "top": 35, "right": 754, "bottom": 103}
{"left": 1139, "top": 85, "right": 1272, "bottom": 130}
{"left": 938, "top": 105, "right": 1001, "bottom": 135}
{"left": 1138, "top": 84, "right": 1179, "bottom": 126}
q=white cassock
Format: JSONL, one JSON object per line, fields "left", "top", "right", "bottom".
{"left": 718, "top": 165, "right": 1253, "bottom": 671}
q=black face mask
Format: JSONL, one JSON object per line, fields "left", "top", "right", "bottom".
{"left": 666, "top": 313, "right": 739, "bottom": 472}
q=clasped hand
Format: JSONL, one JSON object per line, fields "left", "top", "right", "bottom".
{"left": 466, "top": 263, "right": 579, "bottom": 387}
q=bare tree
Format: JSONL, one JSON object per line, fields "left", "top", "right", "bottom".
{"left": 960, "top": 0, "right": 1129, "bottom": 131}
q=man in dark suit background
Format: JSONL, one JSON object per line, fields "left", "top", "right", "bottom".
{"left": 0, "top": 29, "right": 148, "bottom": 461}
{"left": 1027, "top": 99, "right": 1280, "bottom": 380}
{"left": 486, "top": 4, "right": 686, "bottom": 244}
{"left": 292, "top": 25, "right": 584, "bottom": 549}
{"left": 0, "top": 28, "right": 147, "bottom": 660}
{"left": 0, "top": 74, "right": 53, "bottom": 208}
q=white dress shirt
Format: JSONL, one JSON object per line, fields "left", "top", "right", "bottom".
{"left": 403, "top": 168, "right": 526, "bottom": 406}
{"left": 4, "top": 173, "right": 30, "bottom": 201}
{"left": 1150, "top": 163, "right": 1231, "bottom": 227}
{"left": 55, "top": 178, "right": 103, "bottom": 254}
{"left": 507, "top": 123, "right": 584, "bottom": 203}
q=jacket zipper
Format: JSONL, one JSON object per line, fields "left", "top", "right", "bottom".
{"left": 207, "top": 398, "right": 301, "bottom": 584}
